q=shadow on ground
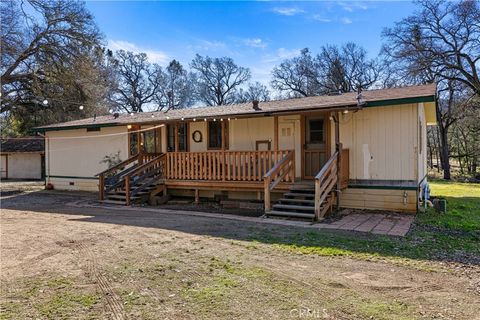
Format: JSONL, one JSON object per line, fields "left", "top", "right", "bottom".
{"left": 2, "top": 189, "right": 479, "bottom": 266}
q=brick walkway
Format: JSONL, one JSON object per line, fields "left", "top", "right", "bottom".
{"left": 318, "top": 213, "right": 414, "bottom": 236}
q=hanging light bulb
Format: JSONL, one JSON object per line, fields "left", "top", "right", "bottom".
{"left": 79, "top": 105, "right": 84, "bottom": 110}
{"left": 42, "top": 99, "right": 48, "bottom": 105}
{"left": 181, "top": 117, "right": 184, "bottom": 121}
{"left": 193, "top": 118, "right": 196, "bottom": 122}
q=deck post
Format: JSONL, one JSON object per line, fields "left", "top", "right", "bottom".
{"left": 264, "top": 177, "right": 271, "bottom": 212}
{"left": 195, "top": 189, "right": 200, "bottom": 203}
{"left": 314, "top": 178, "right": 320, "bottom": 219}
{"left": 99, "top": 174, "right": 105, "bottom": 200}
{"left": 125, "top": 176, "right": 131, "bottom": 206}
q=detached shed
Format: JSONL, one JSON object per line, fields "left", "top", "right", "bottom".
{"left": 0, "top": 137, "right": 45, "bottom": 180}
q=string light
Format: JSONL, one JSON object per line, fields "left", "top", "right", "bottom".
{"left": 42, "top": 99, "right": 49, "bottom": 105}
{"left": 193, "top": 118, "right": 196, "bottom": 122}
{"left": 79, "top": 105, "right": 84, "bottom": 110}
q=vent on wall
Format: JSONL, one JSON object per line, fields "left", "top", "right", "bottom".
{"left": 69, "top": 182, "right": 75, "bottom": 186}
{"left": 86, "top": 127, "right": 101, "bottom": 132}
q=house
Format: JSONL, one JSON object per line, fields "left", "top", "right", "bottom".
{"left": 0, "top": 137, "right": 45, "bottom": 180}
{"left": 35, "top": 84, "right": 437, "bottom": 220}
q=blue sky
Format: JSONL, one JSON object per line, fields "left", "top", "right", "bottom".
{"left": 86, "top": 1, "right": 417, "bottom": 86}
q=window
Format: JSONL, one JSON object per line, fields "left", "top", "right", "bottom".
{"left": 167, "top": 125, "right": 175, "bottom": 152}
{"left": 141, "top": 130, "right": 157, "bottom": 153}
{"left": 167, "top": 123, "right": 187, "bottom": 152}
{"left": 309, "top": 119, "right": 324, "bottom": 143}
{"left": 208, "top": 121, "right": 222, "bottom": 149}
{"left": 130, "top": 132, "right": 139, "bottom": 155}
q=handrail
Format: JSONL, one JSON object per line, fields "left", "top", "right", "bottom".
{"left": 263, "top": 150, "right": 295, "bottom": 211}
{"left": 314, "top": 151, "right": 339, "bottom": 220}
{"left": 314, "top": 151, "right": 338, "bottom": 181}
{"left": 96, "top": 154, "right": 139, "bottom": 176}
{"left": 123, "top": 154, "right": 165, "bottom": 179}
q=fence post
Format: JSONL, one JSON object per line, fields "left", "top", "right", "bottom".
{"left": 99, "top": 174, "right": 105, "bottom": 201}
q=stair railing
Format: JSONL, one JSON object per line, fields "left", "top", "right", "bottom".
{"left": 263, "top": 150, "right": 295, "bottom": 211}
{"left": 122, "top": 154, "right": 166, "bottom": 205}
{"left": 314, "top": 151, "right": 339, "bottom": 220}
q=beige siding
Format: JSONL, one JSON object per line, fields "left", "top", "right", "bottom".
{"left": 189, "top": 121, "right": 208, "bottom": 152}
{"left": 338, "top": 104, "right": 418, "bottom": 181}
{"left": 0, "top": 155, "right": 7, "bottom": 178}
{"left": 228, "top": 117, "right": 275, "bottom": 150}
{"left": 418, "top": 103, "right": 428, "bottom": 183}
{"left": 340, "top": 188, "right": 417, "bottom": 212}
{"left": 0, "top": 153, "right": 42, "bottom": 179}
{"left": 46, "top": 126, "right": 129, "bottom": 190}
{"left": 48, "top": 177, "right": 98, "bottom": 191}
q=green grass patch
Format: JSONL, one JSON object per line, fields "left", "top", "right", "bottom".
{"left": 251, "top": 181, "right": 479, "bottom": 267}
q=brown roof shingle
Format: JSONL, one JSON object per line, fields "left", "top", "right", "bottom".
{"left": 1, "top": 137, "right": 45, "bottom": 153}
{"left": 36, "top": 83, "right": 436, "bottom": 131}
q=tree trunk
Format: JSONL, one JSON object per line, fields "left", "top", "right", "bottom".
{"left": 438, "top": 124, "right": 451, "bottom": 180}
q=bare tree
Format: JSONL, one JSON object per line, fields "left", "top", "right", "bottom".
{"left": 316, "top": 43, "right": 379, "bottom": 93}
{"left": 154, "top": 60, "right": 195, "bottom": 111}
{"left": 271, "top": 45, "right": 379, "bottom": 97}
{"left": 235, "top": 82, "right": 271, "bottom": 103}
{"left": 382, "top": 0, "right": 480, "bottom": 96}
{"left": 190, "top": 54, "right": 251, "bottom": 106}
{"left": 271, "top": 48, "right": 319, "bottom": 97}
{"left": 1, "top": 0, "right": 102, "bottom": 114}
{"left": 109, "top": 50, "right": 159, "bottom": 113}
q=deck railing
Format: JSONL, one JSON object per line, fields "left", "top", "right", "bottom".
{"left": 263, "top": 150, "right": 295, "bottom": 211}
{"left": 166, "top": 150, "right": 293, "bottom": 182}
{"left": 314, "top": 151, "right": 338, "bottom": 220}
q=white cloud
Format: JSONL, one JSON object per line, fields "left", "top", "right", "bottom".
{"left": 341, "top": 17, "right": 353, "bottom": 24}
{"left": 338, "top": 2, "right": 368, "bottom": 12}
{"left": 272, "top": 7, "right": 305, "bottom": 16}
{"left": 263, "top": 48, "right": 301, "bottom": 63}
{"left": 312, "top": 14, "right": 331, "bottom": 23}
{"left": 243, "top": 38, "right": 267, "bottom": 49}
{"left": 194, "top": 39, "right": 226, "bottom": 51}
{"left": 108, "top": 39, "right": 169, "bottom": 64}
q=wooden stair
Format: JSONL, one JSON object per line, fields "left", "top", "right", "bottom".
{"left": 98, "top": 153, "right": 167, "bottom": 206}
{"left": 267, "top": 184, "right": 335, "bottom": 220}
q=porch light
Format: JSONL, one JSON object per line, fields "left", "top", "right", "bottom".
{"left": 220, "top": 118, "right": 223, "bottom": 121}
{"left": 227, "top": 118, "right": 231, "bottom": 121}
{"left": 204, "top": 118, "right": 207, "bottom": 122}
{"left": 181, "top": 117, "right": 184, "bottom": 121}
{"left": 193, "top": 118, "right": 196, "bottom": 121}
{"left": 343, "top": 110, "right": 349, "bottom": 114}
{"left": 127, "top": 125, "right": 132, "bottom": 129}
{"left": 213, "top": 118, "right": 216, "bottom": 122}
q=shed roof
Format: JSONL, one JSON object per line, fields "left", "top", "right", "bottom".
{"left": 1, "top": 137, "right": 45, "bottom": 153}
{"left": 36, "top": 83, "right": 436, "bottom": 132}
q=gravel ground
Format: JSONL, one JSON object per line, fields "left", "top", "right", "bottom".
{"left": 1, "top": 186, "right": 479, "bottom": 319}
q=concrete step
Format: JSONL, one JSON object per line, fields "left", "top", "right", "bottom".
{"left": 266, "top": 210, "right": 314, "bottom": 219}
{"left": 107, "top": 194, "right": 140, "bottom": 201}
{"left": 100, "top": 199, "right": 126, "bottom": 205}
{"left": 272, "top": 204, "right": 315, "bottom": 212}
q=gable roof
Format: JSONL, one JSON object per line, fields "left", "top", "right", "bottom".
{"left": 1, "top": 137, "right": 45, "bottom": 153}
{"left": 35, "top": 83, "right": 436, "bottom": 132}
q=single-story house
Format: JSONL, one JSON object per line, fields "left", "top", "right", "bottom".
{"left": 0, "top": 137, "right": 45, "bottom": 180}
{"left": 35, "top": 83, "right": 437, "bottom": 220}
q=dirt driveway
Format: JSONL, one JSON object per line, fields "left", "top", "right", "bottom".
{"left": 1, "top": 189, "right": 479, "bottom": 319}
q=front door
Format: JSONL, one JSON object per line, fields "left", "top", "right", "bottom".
{"left": 303, "top": 115, "right": 329, "bottom": 179}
